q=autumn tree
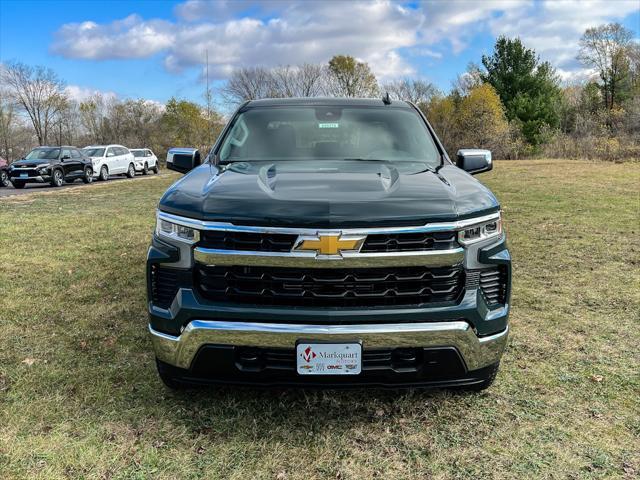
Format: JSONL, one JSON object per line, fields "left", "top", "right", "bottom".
{"left": 327, "top": 55, "right": 379, "bottom": 97}
{"left": 578, "top": 23, "right": 635, "bottom": 110}
{"left": 1, "top": 61, "right": 68, "bottom": 145}
{"left": 481, "top": 37, "right": 561, "bottom": 145}
{"left": 457, "top": 84, "right": 509, "bottom": 150}
{"left": 160, "top": 98, "right": 213, "bottom": 153}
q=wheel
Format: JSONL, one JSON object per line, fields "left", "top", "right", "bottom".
{"left": 126, "top": 163, "right": 135, "bottom": 178}
{"left": 451, "top": 363, "right": 501, "bottom": 392}
{"left": 0, "top": 170, "right": 9, "bottom": 187}
{"left": 156, "top": 358, "right": 188, "bottom": 390}
{"left": 12, "top": 181, "right": 26, "bottom": 189}
{"left": 142, "top": 163, "right": 149, "bottom": 175}
{"left": 50, "top": 169, "right": 64, "bottom": 187}
{"left": 152, "top": 164, "right": 159, "bottom": 174}
{"left": 82, "top": 167, "right": 93, "bottom": 184}
{"left": 99, "top": 166, "right": 109, "bottom": 181}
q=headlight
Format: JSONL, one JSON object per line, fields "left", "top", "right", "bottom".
{"left": 156, "top": 217, "right": 200, "bottom": 243}
{"left": 458, "top": 213, "right": 502, "bottom": 245}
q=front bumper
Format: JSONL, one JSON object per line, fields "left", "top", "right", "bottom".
{"left": 10, "top": 173, "right": 50, "bottom": 183}
{"left": 150, "top": 320, "right": 508, "bottom": 373}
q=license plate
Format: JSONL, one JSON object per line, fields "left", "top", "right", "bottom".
{"left": 296, "top": 342, "right": 362, "bottom": 375}
{"left": 20, "top": 173, "right": 28, "bottom": 178}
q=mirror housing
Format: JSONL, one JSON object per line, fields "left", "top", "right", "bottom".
{"left": 61, "top": 155, "right": 70, "bottom": 160}
{"left": 167, "top": 147, "right": 201, "bottom": 174}
{"left": 456, "top": 149, "right": 492, "bottom": 174}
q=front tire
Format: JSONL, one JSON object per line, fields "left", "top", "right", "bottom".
{"left": 142, "top": 163, "right": 149, "bottom": 175}
{"left": 82, "top": 167, "right": 93, "bottom": 184}
{"left": 156, "top": 358, "right": 188, "bottom": 390}
{"left": 12, "top": 181, "right": 26, "bottom": 189}
{"left": 50, "top": 169, "right": 64, "bottom": 187}
{"left": 152, "top": 164, "right": 159, "bottom": 174}
{"left": 126, "top": 163, "right": 135, "bottom": 178}
{"left": 0, "top": 170, "right": 9, "bottom": 187}
{"left": 451, "top": 362, "right": 500, "bottom": 392}
{"left": 99, "top": 166, "right": 109, "bottom": 181}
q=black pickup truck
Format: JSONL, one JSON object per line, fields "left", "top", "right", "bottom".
{"left": 148, "top": 98, "right": 511, "bottom": 390}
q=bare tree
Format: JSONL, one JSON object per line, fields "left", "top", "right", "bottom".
{"left": 1, "top": 62, "right": 68, "bottom": 145}
{"left": 271, "top": 64, "right": 327, "bottom": 97}
{"left": 382, "top": 78, "right": 439, "bottom": 107}
{"left": 220, "top": 66, "right": 276, "bottom": 104}
{"left": 451, "top": 63, "right": 484, "bottom": 97}
{"left": 578, "top": 23, "right": 634, "bottom": 110}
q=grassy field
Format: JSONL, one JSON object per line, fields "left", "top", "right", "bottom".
{"left": 0, "top": 160, "right": 638, "bottom": 479}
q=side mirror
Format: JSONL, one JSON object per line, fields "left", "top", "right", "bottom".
{"left": 107, "top": 152, "right": 115, "bottom": 157}
{"left": 167, "top": 148, "right": 201, "bottom": 174}
{"left": 456, "top": 149, "right": 492, "bottom": 174}
{"left": 61, "top": 155, "right": 70, "bottom": 160}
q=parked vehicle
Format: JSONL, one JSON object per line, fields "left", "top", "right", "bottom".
{"left": 0, "top": 157, "right": 10, "bottom": 187}
{"left": 148, "top": 98, "right": 511, "bottom": 390}
{"left": 83, "top": 144, "right": 136, "bottom": 181}
{"left": 131, "top": 148, "right": 159, "bottom": 175}
{"left": 8, "top": 146, "right": 93, "bottom": 188}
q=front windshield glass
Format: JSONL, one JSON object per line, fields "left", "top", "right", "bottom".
{"left": 131, "top": 150, "right": 145, "bottom": 157}
{"left": 218, "top": 106, "right": 441, "bottom": 167}
{"left": 25, "top": 148, "right": 60, "bottom": 160}
{"left": 83, "top": 148, "right": 105, "bottom": 157}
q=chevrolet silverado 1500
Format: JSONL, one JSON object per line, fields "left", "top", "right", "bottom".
{"left": 147, "top": 97, "right": 511, "bottom": 389}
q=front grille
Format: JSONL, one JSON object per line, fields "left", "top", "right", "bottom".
{"left": 199, "top": 231, "right": 296, "bottom": 252}
{"left": 197, "top": 230, "right": 458, "bottom": 253}
{"left": 12, "top": 168, "right": 38, "bottom": 177}
{"left": 361, "top": 231, "right": 458, "bottom": 252}
{"left": 195, "top": 265, "right": 465, "bottom": 307}
{"left": 150, "top": 265, "right": 180, "bottom": 309}
{"left": 479, "top": 267, "right": 508, "bottom": 306}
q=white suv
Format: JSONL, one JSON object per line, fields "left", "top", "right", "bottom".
{"left": 83, "top": 144, "right": 136, "bottom": 181}
{"left": 130, "top": 148, "right": 159, "bottom": 175}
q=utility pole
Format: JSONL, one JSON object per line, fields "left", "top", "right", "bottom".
{"left": 206, "top": 49, "right": 211, "bottom": 126}
{"left": 205, "top": 49, "right": 212, "bottom": 153}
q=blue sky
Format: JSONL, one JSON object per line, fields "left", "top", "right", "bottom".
{"left": 1, "top": 0, "right": 638, "bottom": 107}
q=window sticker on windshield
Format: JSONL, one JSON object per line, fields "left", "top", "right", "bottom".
{"left": 318, "top": 123, "right": 339, "bottom": 129}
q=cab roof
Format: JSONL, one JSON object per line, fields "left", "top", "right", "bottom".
{"left": 244, "top": 97, "right": 413, "bottom": 109}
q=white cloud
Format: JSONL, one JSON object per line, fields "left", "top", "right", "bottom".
{"left": 50, "top": 0, "right": 638, "bottom": 83}
{"left": 51, "top": 14, "right": 173, "bottom": 60}
{"left": 64, "top": 85, "right": 117, "bottom": 102}
{"left": 52, "top": 1, "right": 423, "bottom": 80}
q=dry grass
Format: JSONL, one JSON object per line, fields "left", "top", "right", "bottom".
{"left": 0, "top": 160, "right": 638, "bottom": 479}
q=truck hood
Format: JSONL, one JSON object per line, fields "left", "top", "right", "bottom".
{"left": 159, "top": 160, "right": 499, "bottom": 227}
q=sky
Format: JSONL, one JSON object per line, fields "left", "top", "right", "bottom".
{"left": 1, "top": 0, "right": 638, "bottom": 108}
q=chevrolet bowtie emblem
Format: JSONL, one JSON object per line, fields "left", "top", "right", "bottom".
{"left": 294, "top": 232, "right": 366, "bottom": 256}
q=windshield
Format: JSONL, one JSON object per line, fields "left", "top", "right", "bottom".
{"left": 25, "top": 148, "right": 60, "bottom": 160}
{"left": 218, "top": 106, "right": 441, "bottom": 167}
{"left": 131, "top": 150, "right": 145, "bottom": 157}
{"left": 83, "top": 148, "right": 105, "bottom": 157}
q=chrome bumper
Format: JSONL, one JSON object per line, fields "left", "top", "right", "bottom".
{"left": 150, "top": 320, "right": 508, "bottom": 372}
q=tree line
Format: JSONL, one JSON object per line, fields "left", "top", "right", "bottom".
{"left": 1, "top": 22, "right": 638, "bottom": 163}
{"left": 0, "top": 66, "right": 224, "bottom": 162}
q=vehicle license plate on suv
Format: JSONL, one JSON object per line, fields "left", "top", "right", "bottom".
{"left": 296, "top": 342, "right": 362, "bottom": 375}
